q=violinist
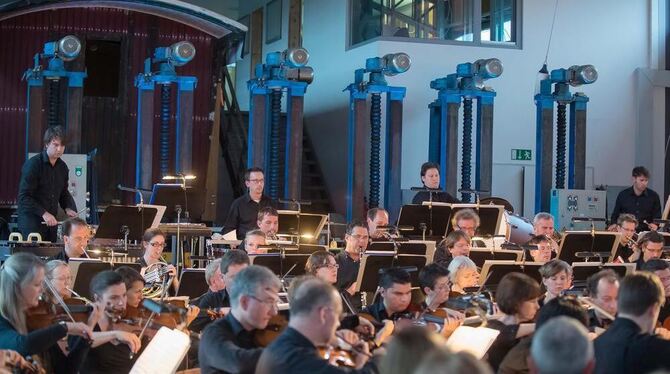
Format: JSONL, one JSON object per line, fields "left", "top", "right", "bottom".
{"left": 640, "top": 259, "right": 670, "bottom": 328}
{"left": 44, "top": 260, "right": 75, "bottom": 302}
{"left": 612, "top": 214, "right": 639, "bottom": 262}
{"left": 335, "top": 221, "right": 369, "bottom": 310}
{"left": 138, "top": 228, "right": 179, "bottom": 294}
{"left": 49, "top": 217, "right": 90, "bottom": 262}
{"left": 486, "top": 272, "right": 541, "bottom": 371}
{"left": 434, "top": 230, "right": 471, "bottom": 268}
{"left": 198, "top": 265, "right": 280, "bottom": 374}
{"left": 79, "top": 271, "right": 142, "bottom": 374}
{"left": 0, "top": 253, "right": 93, "bottom": 366}
{"left": 538, "top": 259, "right": 572, "bottom": 307}
{"left": 366, "top": 208, "right": 389, "bottom": 240}
{"left": 525, "top": 235, "right": 553, "bottom": 263}
{"left": 360, "top": 267, "right": 413, "bottom": 323}
{"left": 114, "top": 266, "right": 144, "bottom": 309}
{"left": 447, "top": 256, "right": 479, "bottom": 296}
{"left": 255, "top": 278, "right": 376, "bottom": 373}
{"left": 417, "top": 263, "right": 452, "bottom": 310}
{"left": 630, "top": 231, "right": 664, "bottom": 270}
{"left": 585, "top": 269, "right": 619, "bottom": 330}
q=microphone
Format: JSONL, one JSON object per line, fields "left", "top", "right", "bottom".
{"left": 142, "top": 299, "right": 187, "bottom": 315}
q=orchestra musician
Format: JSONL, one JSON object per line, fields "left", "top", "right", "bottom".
{"left": 256, "top": 207, "right": 279, "bottom": 240}
{"left": 411, "top": 162, "right": 459, "bottom": 204}
{"left": 451, "top": 209, "right": 479, "bottom": 239}
{"left": 366, "top": 208, "right": 389, "bottom": 240}
{"left": 0, "top": 253, "right": 93, "bottom": 370}
{"left": 447, "top": 256, "right": 480, "bottom": 296}
{"left": 255, "top": 278, "right": 376, "bottom": 373}
{"left": 593, "top": 273, "right": 670, "bottom": 374}
{"left": 137, "top": 228, "right": 179, "bottom": 294}
{"left": 114, "top": 266, "right": 144, "bottom": 310}
{"left": 222, "top": 167, "right": 276, "bottom": 240}
{"left": 538, "top": 260, "right": 573, "bottom": 307}
{"left": 335, "top": 221, "right": 369, "bottom": 310}
{"left": 242, "top": 230, "right": 269, "bottom": 254}
{"left": 198, "top": 265, "right": 281, "bottom": 374}
{"left": 609, "top": 166, "right": 661, "bottom": 232}
{"left": 417, "top": 263, "right": 453, "bottom": 310}
{"left": 525, "top": 235, "right": 553, "bottom": 263}
{"left": 584, "top": 269, "right": 619, "bottom": 330}
{"left": 630, "top": 231, "right": 664, "bottom": 270}
{"left": 434, "top": 230, "right": 471, "bottom": 268}
{"left": 529, "top": 316, "right": 594, "bottom": 374}
{"left": 532, "top": 213, "right": 560, "bottom": 253}
{"left": 17, "top": 126, "right": 78, "bottom": 243}
{"left": 640, "top": 259, "right": 670, "bottom": 328}
{"left": 50, "top": 217, "right": 90, "bottom": 262}
{"left": 612, "top": 214, "right": 639, "bottom": 262}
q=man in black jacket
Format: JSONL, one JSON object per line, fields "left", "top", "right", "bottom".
{"left": 594, "top": 272, "right": 670, "bottom": 374}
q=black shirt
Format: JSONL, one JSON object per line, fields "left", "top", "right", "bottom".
{"left": 222, "top": 193, "right": 275, "bottom": 239}
{"left": 486, "top": 319, "right": 521, "bottom": 372}
{"left": 190, "top": 289, "right": 230, "bottom": 333}
{"left": 611, "top": 186, "right": 661, "bottom": 231}
{"left": 255, "top": 327, "right": 377, "bottom": 374}
{"left": 0, "top": 315, "right": 67, "bottom": 356}
{"left": 588, "top": 308, "right": 613, "bottom": 331}
{"left": 198, "top": 312, "right": 262, "bottom": 374}
{"left": 49, "top": 248, "right": 85, "bottom": 263}
{"left": 48, "top": 336, "right": 91, "bottom": 374}
{"left": 360, "top": 299, "right": 408, "bottom": 323}
{"left": 335, "top": 251, "right": 362, "bottom": 311}
{"left": 411, "top": 186, "right": 459, "bottom": 205}
{"left": 80, "top": 324, "right": 137, "bottom": 374}
{"left": 594, "top": 317, "right": 670, "bottom": 374}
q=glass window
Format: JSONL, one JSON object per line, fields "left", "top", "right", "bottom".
{"left": 481, "top": 0, "right": 516, "bottom": 43}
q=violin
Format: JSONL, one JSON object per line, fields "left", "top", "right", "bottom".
{"left": 25, "top": 300, "right": 92, "bottom": 331}
{"left": 253, "top": 313, "right": 288, "bottom": 347}
{"left": 318, "top": 346, "right": 355, "bottom": 368}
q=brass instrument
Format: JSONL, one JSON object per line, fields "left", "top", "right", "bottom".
{"left": 142, "top": 261, "right": 173, "bottom": 299}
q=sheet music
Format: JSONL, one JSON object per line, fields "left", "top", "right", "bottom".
{"left": 445, "top": 326, "right": 500, "bottom": 359}
{"left": 222, "top": 230, "right": 238, "bottom": 241}
{"left": 130, "top": 327, "right": 190, "bottom": 374}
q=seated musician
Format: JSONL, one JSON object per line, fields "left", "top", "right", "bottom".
{"left": 640, "top": 259, "right": 670, "bottom": 328}
{"left": 417, "top": 263, "right": 452, "bottom": 310}
{"left": 190, "top": 250, "right": 250, "bottom": 333}
{"left": 630, "top": 231, "right": 664, "bottom": 270}
{"left": 366, "top": 207, "right": 389, "bottom": 240}
{"left": 529, "top": 316, "right": 594, "bottom": 374}
{"left": 243, "top": 229, "right": 268, "bottom": 255}
{"left": 532, "top": 212, "right": 560, "bottom": 252}
{"left": 487, "top": 272, "right": 541, "bottom": 371}
{"left": 255, "top": 278, "right": 376, "bottom": 373}
{"left": 50, "top": 217, "right": 90, "bottom": 262}
{"left": 361, "top": 267, "right": 413, "bottom": 323}
{"left": 447, "top": 256, "right": 479, "bottom": 296}
{"left": 114, "top": 266, "right": 144, "bottom": 310}
{"left": 256, "top": 206, "right": 279, "bottom": 240}
{"left": 44, "top": 260, "right": 75, "bottom": 302}
{"left": 221, "top": 167, "right": 276, "bottom": 240}
{"left": 0, "top": 253, "right": 93, "bottom": 370}
{"left": 594, "top": 272, "right": 670, "bottom": 374}
{"left": 138, "top": 228, "right": 179, "bottom": 294}
{"left": 434, "top": 230, "right": 471, "bottom": 267}
{"left": 198, "top": 265, "right": 281, "bottom": 374}
{"left": 411, "top": 162, "right": 459, "bottom": 204}
{"left": 335, "top": 221, "right": 369, "bottom": 310}
{"left": 585, "top": 269, "right": 619, "bottom": 330}
{"left": 613, "top": 214, "right": 639, "bottom": 262}
{"left": 538, "top": 259, "right": 572, "bottom": 307}
{"left": 451, "top": 209, "right": 481, "bottom": 243}
{"left": 79, "top": 271, "right": 143, "bottom": 374}
{"left": 525, "top": 235, "right": 553, "bottom": 263}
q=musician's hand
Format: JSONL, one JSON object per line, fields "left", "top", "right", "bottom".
{"left": 185, "top": 306, "right": 200, "bottom": 326}
{"left": 346, "top": 282, "right": 357, "bottom": 296}
{"left": 628, "top": 248, "right": 641, "bottom": 263}
{"left": 217, "top": 307, "right": 230, "bottom": 316}
{"left": 649, "top": 223, "right": 659, "bottom": 231}
{"left": 334, "top": 329, "right": 359, "bottom": 348}
{"left": 656, "top": 327, "right": 670, "bottom": 340}
{"left": 167, "top": 265, "right": 178, "bottom": 277}
{"left": 607, "top": 224, "right": 618, "bottom": 232}
{"left": 42, "top": 212, "right": 58, "bottom": 226}
{"left": 87, "top": 303, "right": 103, "bottom": 328}
{"left": 352, "top": 338, "right": 371, "bottom": 369}
{"left": 65, "top": 322, "right": 94, "bottom": 340}
{"left": 355, "top": 316, "right": 375, "bottom": 337}
{"left": 65, "top": 208, "right": 78, "bottom": 218}
{"left": 114, "top": 331, "right": 142, "bottom": 353}
{"left": 0, "top": 350, "right": 30, "bottom": 371}
{"left": 441, "top": 314, "right": 464, "bottom": 338}
{"left": 374, "top": 320, "right": 394, "bottom": 347}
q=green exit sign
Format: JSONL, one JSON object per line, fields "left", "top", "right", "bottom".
{"left": 511, "top": 149, "right": 532, "bottom": 161}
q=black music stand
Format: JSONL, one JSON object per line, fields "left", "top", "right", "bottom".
{"left": 355, "top": 252, "right": 427, "bottom": 292}
{"left": 558, "top": 231, "right": 621, "bottom": 263}
{"left": 570, "top": 262, "right": 635, "bottom": 289}
{"left": 469, "top": 249, "right": 522, "bottom": 268}
{"left": 397, "top": 204, "right": 451, "bottom": 239}
{"left": 250, "top": 253, "right": 310, "bottom": 277}
{"left": 71, "top": 260, "right": 113, "bottom": 299}
{"left": 95, "top": 205, "right": 159, "bottom": 241}
{"left": 479, "top": 261, "right": 544, "bottom": 291}
{"left": 177, "top": 268, "right": 208, "bottom": 299}
{"left": 446, "top": 204, "right": 504, "bottom": 237}
{"left": 150, "top": 183, "right": 187, "bottom": 223}
{"left": 295, "top": 244, "right": 328, "bottom": 255}
{"left": 367, "top": 241, "right": 435, "bottom": 262}
{"left": 276, "top": 210, "right": 327, "bottom": 243}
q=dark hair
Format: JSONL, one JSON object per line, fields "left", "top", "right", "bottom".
{"left": 90, "top": 270, "right": 124, "bottom": 299}
{"left": 535, "top": 296, "right": 589, "bottom": 329}
{"left": 257, "top": 206, "right": 279, "bottom": 222}
{"left": 618, "top": 273, "right": 664, "bottom": 316}
{"left": 641, "top": 259, "right": 670, "bottom": 272}
{"left": 220, "top": 249, "right": 250, "bottom": 274}
{"left": 62, "top": 217, "right": 87, "bottom": 237}
{"left": 305, "top": 250, "right": 335, "bottom": 275}
{"left": 638, "top": 231, "right": 664, "bottom": 247}
{"left": 244, "top": 167, "right": 264, "bottom": 181}
{"left": 43, "top": 125, "right": 66, "bottom": 145}
{"left": 380, "top": 267, "right": 411, "bottom": 289}
{"left": 586, "top": 269, "right": 619, "bottom": 298}
{"left": 142, "top": 228, "right": 165, "bottom": 243}
{"left": 538, "top": 259, "right": 572, "bottom": 279}
{"left": 290, "top": 278, "right": 337, "bottom": 317}
{"left": 440, "top": 230, "right": 470, "bottom": 249}
{"left": 632, "top": 166, "right": 650, "bottom": 178}
{"left": 345, "top": 220, "right": 368, "bottom": 235}
{"left": 495, "top": 272, "right": 542, "bottom": 315}
{"left": 418, "top": 263, "right": 450, "bottom": 292}
{"left": 617, "top": 213, "right": 638, "bottom": 227}
{"left": 526, "top": 234, "right": 550, "bottom": 246}
{"left": 420, "top": 162, "right": 440, "bottom": 177}
{"left": 115, "top": 266, "right": 144, "bottom": 290}
{"left": 366, "top": 208, "right": 388, "bottom": 222}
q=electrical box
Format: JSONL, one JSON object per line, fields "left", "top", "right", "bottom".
{"left": 550, "top": 189, "right": 607, "bottom": 231}
{"left": 29, "top": 153, "right": 87, "bottom": 220}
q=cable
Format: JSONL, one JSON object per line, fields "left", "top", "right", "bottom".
{"left": 369, "top": 93, "right": 382, "bottom": 208}
{"left": 543, "top": 0, "right": 560, "bottom": 66}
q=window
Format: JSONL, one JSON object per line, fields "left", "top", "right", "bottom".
{"left": 350, "top": 0, "right": 520, "bottom": 48}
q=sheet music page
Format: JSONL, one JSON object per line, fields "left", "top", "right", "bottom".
{"left": 445, "top": 326, "right": 500, "bottom": 359}
{"left": 222, "top": 230, "right": 238, "bottom": 240}
{"left": 130, "top": 327, "right": 190, "bottom": 374}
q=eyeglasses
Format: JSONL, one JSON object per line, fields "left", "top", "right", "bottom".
{"left": 149, "top": 242, "right": 166, "bottom": 248}
{"left": 248, "top": 179, "right": 265, "bottom": 184}
{"left": 248, "top": 295, "right": 279, "bottom": 310}
{"left": 318, "top": 263, "right": 339, "bottom": 270}
{"left": 53, "top": 276, "right": 73, "bottom": 283}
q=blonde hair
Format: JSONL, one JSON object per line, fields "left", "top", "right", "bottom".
{"left": 0, "top": 253, "right": 45, "bottom": 334}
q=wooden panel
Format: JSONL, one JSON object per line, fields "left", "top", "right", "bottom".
{"left": 250, "top": 8, "right": 263, "bottom": 78}
{"left": 288, "top": 0, "right": 302, "bottom": 48}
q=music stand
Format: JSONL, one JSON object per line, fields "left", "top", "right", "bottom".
{"left": 447, "top": 203, "right": 505, "bottom": 237}
{"left": 177, "top": 268, "right": 208, "bottom": 299}
{"left": 250, "top": 253, "right": 310, "bottom": 277}
{"left": 276, "top": 210, "right": 327, "bottom": 243}
{"left": 469, "top": 249, "right": 523, "bottom": 268}
{"left": 397, "top": 204, "right": 451, "bottom": 239}
{"left": 150, "top": 184, "right": 188, "bottom": 223}
{"left": 479, "top": 261, "right": 544, "bottom": 291}
{"left": 355, "top": 252, "right": 428, "bottom": 292}
{"left": 295, "top": 244, "right": 328, "bottom": 255}
{"left": 368, "top": 240, "right": 436, "bottom": 261}
{"left": 570, "top": 262, "right": 635, "bottom": 289}
{"left": 95, "top": 205, "right": 161, "bottom": 241}
{"left": 558, "top": 231, "right": 621, "bottom": 263}
{"left": 70, "top": 259, "right": 112, "bottom": 299}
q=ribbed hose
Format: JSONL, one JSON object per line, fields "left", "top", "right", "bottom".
{"left": 160, "top": 84, "right": 171, "bottom": 176}
{"left": 461, "top": 98, "right": 473, "bottom": 202}
{"left": 268, "top": 89, "right": 282, "bottom": 199}
{"left": 369, "top": 93, "right": 382, "bottom": 208}
{"left": 48, "top": 79, "right": 60, "bottom": 127}
{"left": 555, "top": 103, "right": 567, "bottom": 189}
